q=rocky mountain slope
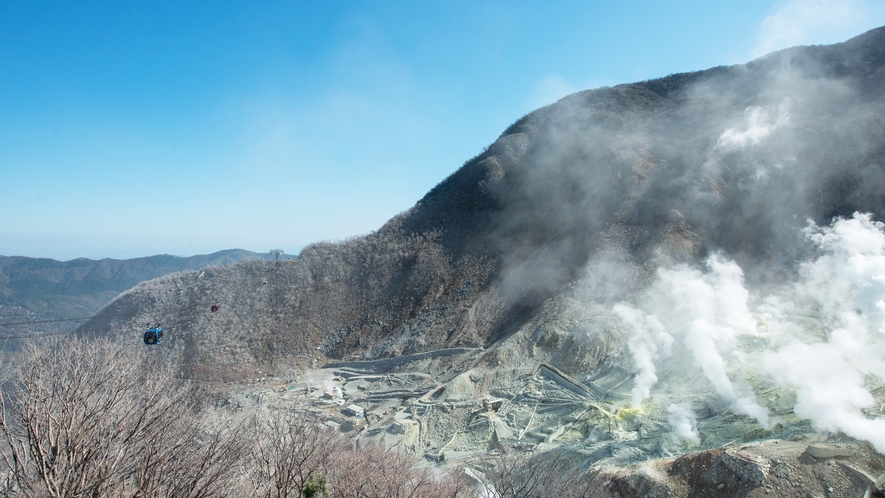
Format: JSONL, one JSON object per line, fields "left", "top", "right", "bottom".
{"left": 81, "top": 27, "right": 885, "bottom": 496}
{"left": 85, "top": 26, "right": 885, "bottom": 371}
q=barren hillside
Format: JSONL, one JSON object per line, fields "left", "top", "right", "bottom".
{"left": 78, "top": 27, "right": 885, "bottom": 496}
{"left": 0, "top": 249, "right": 282, "bottom": 338}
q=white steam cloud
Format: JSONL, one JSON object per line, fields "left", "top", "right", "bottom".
{"left": 659, "top": 256, "right": 769, "bottom": 428}
{"left": 667, "top": 402, "right": 700, "bottom": 446}
{"left": 717, "top": 104, "right": 790, "bottom": 150}
{"left": 527, "top": 75, "right": 579, "bottom": 110}
{"left": 753, "top": 0, "right": 876, "bottom": 58}
{"left": 616, "top": 255, "right": 770, "bottom": 428}
{"left": 613, "top": 304, "right": 672, "bottom": 407}
{"left": 616, "top": 212, "right": 885, "bottom": 452}
{"left": 761, "top": 213, "right": 885, "bottom": 451}
{"left": 800, "top": 212, "right": 885, "bottom": 331}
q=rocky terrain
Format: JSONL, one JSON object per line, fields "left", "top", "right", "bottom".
{"left": 80, "top": 26, "right": 885, "bottom": 496}
{"left": 606, "top": 439, "right": 885, "bottom": 497}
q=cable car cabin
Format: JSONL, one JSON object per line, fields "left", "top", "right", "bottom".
{"left": 143, "top": 326, "right": 163, "bottom": 345}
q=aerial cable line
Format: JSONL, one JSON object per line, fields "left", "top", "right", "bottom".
{"left": 0, "top": 312, "right": 131, "bottom": 327}
{"left": 0, "top": 324, "right": 126, "bottom": 342}
{"left": 0, "top": 330, "right": 82, "bottom": 341}
{"left": 0, "top": 311, "right": 132, "bottom": 342}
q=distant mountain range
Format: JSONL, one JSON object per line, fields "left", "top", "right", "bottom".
{"left": 0, "top": 249, "right": 292, "bottom": 337}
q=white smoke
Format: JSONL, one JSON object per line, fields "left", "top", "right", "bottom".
{"left": 800, "top": 212, "right": 885, "bottom": 332}
{"left": 752, "top": 0, "right": 879, "bottom": 58}
{"left": 667, "top": 402, "right": 700, "bottom": 446}
{"left": 617, "top": 212, "right": 885, "bottom": 452}
{"left": 616, "top": 256, "right": 770, "bottom": 428}
{"left": 760, "top": 213, "right": 885, "bottom": 452}
{"left": 717, "top": 104, "right": 790, "bottom": 150}
{"left": 612, "top": 304, "right": 673, "bottom": 407}
{"left": 662, "top": 257, "right": 770, "bottom": 428}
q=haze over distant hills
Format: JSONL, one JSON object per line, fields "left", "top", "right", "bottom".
{"left": 0, "top": 249, "right": 291, "bottom": 337}
{"left": 77, "top": 27, "right": 885, "bottom": 495}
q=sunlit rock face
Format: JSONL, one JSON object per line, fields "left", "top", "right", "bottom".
{"left": 80, "top": 28, "right": 885, "bottom": 486}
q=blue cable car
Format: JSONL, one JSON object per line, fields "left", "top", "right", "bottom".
{"left": 143, "top": 325, "right": 163, "bottom": 345}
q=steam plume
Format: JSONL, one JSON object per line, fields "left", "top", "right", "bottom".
{"left": 617, "top": 212, "right": 885, "bottom": 451}
{"left": 667, "top": 402, "right": 700, "bottom": 446}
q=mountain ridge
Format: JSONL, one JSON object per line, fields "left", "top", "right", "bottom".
{"left": 73, "top": 28, "right": 885, "bottom": 495}
{"left": 0, "top": 249, "right": 291, "bottom": 337}
{"left": 82, "top": 25, "right": 885, "bottom": 369}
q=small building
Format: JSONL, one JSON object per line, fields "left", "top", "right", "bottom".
{"left": 343, "top": 404, "right": 365, "bottom": 418}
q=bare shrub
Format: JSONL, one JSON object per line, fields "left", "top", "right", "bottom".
{"left": 244, "top": 405, "right": 478, "bottom": 498}
{"left": 246, "top": 407, "right": 342, "bottom": 498}
{"left": 0, "top": 338, "right": 245, "bottom": 497}
{"left": 328, "top": 444, "right": 476, "bottom": 498}
{"left": 476, "top": 446, "right": 606, "bottom": 498}
{"left": 0, "top": 338, "right": 609, "bottom": 498}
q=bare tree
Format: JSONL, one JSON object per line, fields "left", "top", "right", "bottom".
{"left": 0, "top": 338, "right": 610, "bottom": 498}
{"left": 475, "top": 446, "right": 606, "bottom": 498}
{"left": 243, "top": 403, "right": 479, "bottom": 498}
{"left": 0, "top": 338, "right": 245, "bottom": 497}
{"left": 328, "top": 444, "right": 476, "bottom": 498}
{"left": 246, "top": 407, "right": 341, "bottom": 498}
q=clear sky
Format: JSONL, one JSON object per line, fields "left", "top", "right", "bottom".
{"left": 2, "top": 0, "right": 884, "bottom": 261}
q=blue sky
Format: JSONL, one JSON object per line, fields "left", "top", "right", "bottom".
{"left": 2, "top": 0, "right": 884, "bottom": 260}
